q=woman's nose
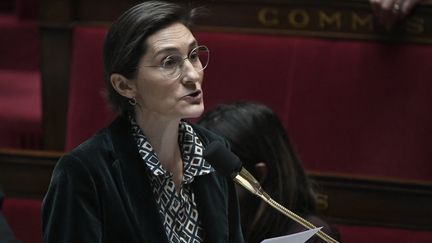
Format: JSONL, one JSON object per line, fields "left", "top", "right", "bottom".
{"left": 181, "top": 59, "right": 201, "bottom": 83}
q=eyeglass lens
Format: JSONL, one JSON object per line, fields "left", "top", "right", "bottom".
{"left": 163, "top": 45, "right": 209, "bottom": 79}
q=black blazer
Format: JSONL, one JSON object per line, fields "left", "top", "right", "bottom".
{"left": 42, "top": 116, "right": 244, "bottom": 243}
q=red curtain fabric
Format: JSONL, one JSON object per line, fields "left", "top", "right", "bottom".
{"left": 285, "top": 38, "right": 432, "bottom": 181}
{"left": 196, "top": 32, "right": 296, "bottom": 117}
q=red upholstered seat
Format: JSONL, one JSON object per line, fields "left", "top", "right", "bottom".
{"left": 0, "top": 70, "right": 42, "bottom": 149}
{"left": 0, "top": 14, "right": 42, "bottom": 149}
{"left": 0, "top": 15, "right": 40, "bottom": 70}
{"left": 2, "top": 198, "right": 43, "bottom": 243}
{"left": 65, "top": 26, "right": 115, "bottom": 151}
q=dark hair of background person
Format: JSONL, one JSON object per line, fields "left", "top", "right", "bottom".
{"left": 199, "top": 101, "right": 318, "bottom": 243}
{"left": 103, "top": 1, "right": 204, "bottom": 115}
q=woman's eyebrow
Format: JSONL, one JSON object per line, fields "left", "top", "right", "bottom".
{"left": 152, "top": 40, "right": 198, "bottom": 58}
{"left": 153, "top": 47, "right": 179, "bottom": 57}
{"left": 188, "top": 40, "right": 198, "bottom": 49}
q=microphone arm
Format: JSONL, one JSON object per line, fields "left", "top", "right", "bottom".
{"left": 203, "top": 141, "right": 338, "bottom": 243}
{"left": 234, "top": 168, "right": 339, "bottom": 243}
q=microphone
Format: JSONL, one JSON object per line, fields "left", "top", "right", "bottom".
{"left": 203, "top": 141, "right": 339, "bottom": 243}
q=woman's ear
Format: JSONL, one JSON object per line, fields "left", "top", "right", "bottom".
{"left": 110, "top": 73, "right": 136, "bottom": 99}
{"left": 254, "top": 162, "right": 268, "bottom": 184}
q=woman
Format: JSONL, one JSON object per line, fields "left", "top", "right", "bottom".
{"left": 42, "top": 1, "right": 243, "bottom": 243}
{"left": 199, "top": 101, "right": 339, "bottom": 243}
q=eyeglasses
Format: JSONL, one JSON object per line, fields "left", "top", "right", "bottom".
{"left": 143, "top": 45, "right": 210, "bottom": 80}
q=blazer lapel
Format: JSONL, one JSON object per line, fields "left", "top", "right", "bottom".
{"left": 109, "top": 116, "right": 168, "bottom": 243}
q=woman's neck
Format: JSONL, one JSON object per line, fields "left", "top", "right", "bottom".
{"left": 135, "top": 113, "right": 183, "bottom": 190}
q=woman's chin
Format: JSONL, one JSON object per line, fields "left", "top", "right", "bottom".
{"left": 181, "top": 104, "right": 204, "bottom": 119}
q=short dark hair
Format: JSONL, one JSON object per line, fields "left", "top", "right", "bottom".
{"left": 103, "top": 1, "right": 201, "bottom": 115}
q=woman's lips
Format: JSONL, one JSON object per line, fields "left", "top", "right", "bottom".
{"left": 181, "top": 90, "right": 202, "bottom": 104}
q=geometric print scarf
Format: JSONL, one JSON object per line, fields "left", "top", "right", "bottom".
{"left": 130, "top": 117, "right": 214, "bottom": 243}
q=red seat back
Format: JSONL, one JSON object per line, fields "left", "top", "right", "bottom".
{"left": 2, "top": 198, "right": 43, "bottom": 243}
{"left": 66, "top": 26, "right": 115, "bottom": 151}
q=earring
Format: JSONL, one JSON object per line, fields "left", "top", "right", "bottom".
{"left": 128, "top": 97, "right": 137, "bottom": 106}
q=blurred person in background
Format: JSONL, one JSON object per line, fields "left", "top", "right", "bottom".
{"left": 199, "top": 101, "right": 340, "bottom": 243}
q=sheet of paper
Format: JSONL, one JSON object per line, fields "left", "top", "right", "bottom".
{"left": 261, "top": 227, "right": 322, "bottom": 243}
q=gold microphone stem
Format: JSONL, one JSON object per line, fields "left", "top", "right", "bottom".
{"left": 234, "top": 171, "right": 339, "bottom": 243}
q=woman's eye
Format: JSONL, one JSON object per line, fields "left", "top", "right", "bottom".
{"left": 189, "top": 51, "right": 199, "bottom": 62}
{"left": 162, "top": 56, "right": 180, "bottom": 68}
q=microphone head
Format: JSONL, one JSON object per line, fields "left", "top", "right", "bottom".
{"left": 203, "top": 141, "right": 242, "bottom": 178}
